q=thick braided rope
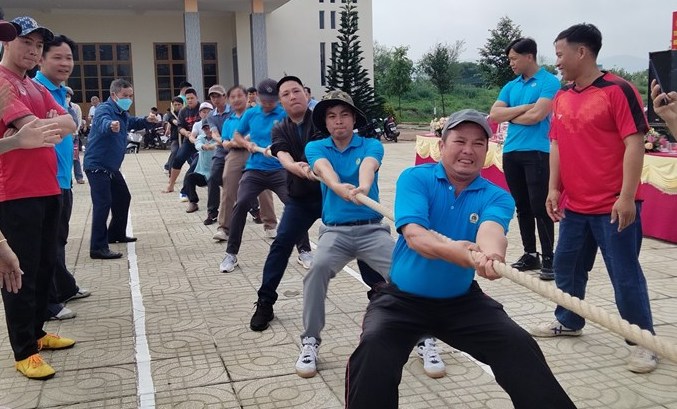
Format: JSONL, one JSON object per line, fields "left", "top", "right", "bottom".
{"left": 252, "top": 145, "right": 677, "bottom": 362}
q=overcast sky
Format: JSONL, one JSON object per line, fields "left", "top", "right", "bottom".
{"left": 372, "top": 0, "right": 675, "bottom": 71}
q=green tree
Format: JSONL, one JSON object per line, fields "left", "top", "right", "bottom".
{"left": 418, "top": 40, "right": 465, "bottom": 116}
{"left": 457, "top": 62, "right": 484, "bottom": 86}
{"left": 326, "top": 0, "right": 383, "bottom": 120}
{"left": 538, "top": 56, "right": 559, "bottom": 76}
{"left": 373, "top": 41, "right": 394, "bottom": 96}
{"left": 478, "top": 16, "right": 522, "bottom": 87}
{"left": 383, "top": 46, "right": 413, "bottom": 118}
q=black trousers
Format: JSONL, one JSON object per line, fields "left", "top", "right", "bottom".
{"left": 0, "top": 195, "right": 61, "bottom": 361}
{"left": 86, "top": 169, "right": 131, "bottom": 251}
{"left": 50, "top": 188, "right": 78, "bottom": 304}
{"left": 503, "top": 150, "right": 554, "bottom": 257}
{"left": 183, "top": 171, "right": 220, "bottom": 214}
{"left": 346, "top": 282, "right": 576, "bottom": 409}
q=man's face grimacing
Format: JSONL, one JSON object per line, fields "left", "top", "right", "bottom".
{"left": 185, "top": 93, "right": 198, "bottom": 108}
{"left": 325, "top": 104, "right": 355, "bottom": 141}
{"left": 40, "top": 42, "right": 74, "bottom": 84}
{"left": 5, "top": 32, "right": 44, "bottom": 71}
{"left": 439, "top": 122, "right": 488, "bottom": 183}
{"left": 278, "top": 81, "right": 308, "bottom": 117}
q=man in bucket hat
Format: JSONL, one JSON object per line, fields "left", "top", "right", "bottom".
{"left": 294, "top": 90, "right": 395, "bottom": 378}
{"left": 0, "top": 15, "right": 78, "bottom": 380}
{"left": 344, "top": 109, "right": 575, "bottom": 409}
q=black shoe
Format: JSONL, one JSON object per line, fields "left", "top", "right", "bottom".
{"left": 510, "top": 253, "right": 541, "bottom": 271}
{"left": 108, "top": 236, "right": 137, "bottom": 244}
{"left": 249, "top": 209, "right": 263, "bottom": 224}
{"left": 539, "top": 255, "right": 555, "bottom": 280}
{"left": 250, "top": 300, "right": 274, "bottom": 331}
{"left": 90, "top": 248, "right": 123, "bottom": 259}
{"left": 203, "top": 213, "right": 218, "bottom": 225}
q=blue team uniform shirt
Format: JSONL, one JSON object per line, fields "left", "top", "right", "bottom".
{"left": 33, "top": 71, "right": 73, "bottom": 189}
{"left": 236, "top": 104, "right": 286, "bottom": 171}
{"left": 497, "top": 67, "right": 560, "bottom": 153}
{"left": 220, "top": 111, "right": 241, "bottom": 143}
{"left": 305, "top": 134, "right": 383, "bottom": 225}
{"left": 391, "top": 163, "right": 515, "bottom": 298}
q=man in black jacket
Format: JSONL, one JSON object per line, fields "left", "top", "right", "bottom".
{"left": 249, "top": 76, "right": 385, "bottom": 331}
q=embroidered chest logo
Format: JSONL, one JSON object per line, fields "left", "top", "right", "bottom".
{"left": 19, "top": 87, "right": 27, "bottom": 95}
{"left": 355, "top": 158, "right": 361, "bottom": 166}
{"left": 469, "top": 213, "right": 479, "bottom": 224}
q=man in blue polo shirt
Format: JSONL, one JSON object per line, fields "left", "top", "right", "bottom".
{"left": 218, "top": 78, "right": 311, "bottom": 273}
{"left": 294, "top": 90, "right": 395, "bottom": 378}
{"left": 33, "top": 34, "right": 90, "bottom": 321}
{"left": 345, "top": 110, "right": 576, "bottom": 409}
{"left": 489, "top": 37, "right": 561, "bottom": 280}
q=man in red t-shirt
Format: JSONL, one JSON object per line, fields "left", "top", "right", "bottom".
{"left": 529, "top": 23, "right": 658, "bottom": 374}
{"left": 0, "top": 16, "right": 77, "bottom": 380}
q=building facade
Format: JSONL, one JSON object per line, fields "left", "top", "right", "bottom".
{"left": 3, "top": 0, "right": 374, "bottom": 115}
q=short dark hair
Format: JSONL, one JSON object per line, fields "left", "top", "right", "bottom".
{"left": 179, "top": 81, "right": 192, "bottom": 88}
{"left": 555, "top": 23, "right": 602, "bottom": 57}
{"left": 151, "top": 107, "right": 158, "bottom": 112}
{"left": 171, "top": 96, "right": 183, "bottom": 104}
{"left": 246, "top": 86, "right": 257, "bottom": 94}
{"left": 110, "top": 78, "right": 132, "bottom": 94}
{"left": 304, "top": 86, "right": 311, "bottom": 94}
{"left": 276, "top": 75, "right": 304, "bottom": 93}
{"left": 505, "top": 37, "right": 537, "bottom": 58}
{"left": 184, "top": 87, "right": 197, "bottom": 97}
{"left": 227, "top": 85, "right": 247, "bottom": 98}
{"left": 43, "top": 34, "right": 76, "bottom": 56}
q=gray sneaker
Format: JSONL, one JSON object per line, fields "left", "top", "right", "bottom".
{"left": 65, "top": 288, "right": 91, "bottom": 303}
{"left": 49, "top": 307, "right": 76, "bottom": 321}
{"left": 213, "top": 228, "right": 228, "bottom": 242}
{"left": 219, "top": 253, "right": 238, "bottom": 273}
{"left": 530, "top": 319, "right": 582, "bottom": 337}
{"left": 297, "top": 251, "right": 313, "bottom": 269}
{"left": 295, "top": 337, "right": 319, "bottom": 378}
{"left": 627, "top": 346, "right": 658, "bottom": 373}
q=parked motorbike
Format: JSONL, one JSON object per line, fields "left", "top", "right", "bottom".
{"left": 382, "top": 116, "right": 400, "bottom": 142}
{"left": 358, "top": 118, "right": 384, "bottom": 140}
{"left": 125, "top": 129, "right": 144, "bottom": 154}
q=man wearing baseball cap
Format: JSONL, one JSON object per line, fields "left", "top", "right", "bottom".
{"left": 0, "top": 15, "right": 79, "bottom": 379}
{"left": 345, "top": 110, "right": 575, "bottom": 408}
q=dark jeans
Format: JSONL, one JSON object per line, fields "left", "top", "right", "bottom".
{"left": 226, "top": 169, "right": 310, "bottom": 255}
{"left": 50, "top": 189, "right": 79, "bottom": 304}
{"left": 164, "top": 139, "right": 179, "bottom": 171}
{"left": 346, "top": 282, "right": 576, "bottom": 409}
{"left": 258, "top": 198, "right": 385, "bottom": 304}
{"left": 0, "top": 195, "right": 61, "bottom": 361}
{"left": 503, "top": 150, "right": 554, "bottom": 257}
{"left": 86, "top": 169, "right": 131, "bottom": 252}
{"left": 208, "top": 156, "right": 225, "bottom": 214}
{"left": 183, "top": 171, "right": 220, "bottom": 213}
{"left": 73, "top": 138, "right": 83, "bottom": 181}
{"left": 554, "top": 204, "right": 654, "bottom": 334}
{"left": 171, "top": 141, "right": 196, "bottom": 170}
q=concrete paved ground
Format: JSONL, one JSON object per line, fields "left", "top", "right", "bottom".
{"left": 0, "top": 141, "right": 675, "bottom": 408}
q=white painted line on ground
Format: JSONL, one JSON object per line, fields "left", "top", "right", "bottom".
{"left": 127, "top": 216, "right": 156, "bottom": 408}
{"left": 310, "top": 238, "right": 496, "bottom": 379}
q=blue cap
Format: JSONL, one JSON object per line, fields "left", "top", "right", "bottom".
{"left": 10, "top": 16, "right": 54, "bottom": 42}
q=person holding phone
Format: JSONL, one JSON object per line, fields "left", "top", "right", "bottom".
{"left": 651, "top": 79, "right": 677, "bottom": 135}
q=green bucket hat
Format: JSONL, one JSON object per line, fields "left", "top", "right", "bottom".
{"left": 311, "top": 90, "right": 367, "bottom": 135}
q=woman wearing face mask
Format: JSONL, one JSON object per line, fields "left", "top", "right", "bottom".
{"left": 83, "top": 78, "right": 158, "bottom": 260}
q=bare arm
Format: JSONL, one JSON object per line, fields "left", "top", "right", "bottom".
{"left": 0, "top": 120, "right": 61, "bottom": 155}
{"left": 277, "top": 151, "right": 312, "bottom": 179}
{"left": 651, "top": 80, "right": 677, "bottom": 135}
{"left": 610, "top": 133, "right": 644, "bottom": 231}
{"left": 473, "top": 221, "right": 508, "bottom": 280}
{"left": 489, "top": 100, "right": 534, "bottom": 123}
{"left": 545, "top": 140, "right": 564, "bottom": 222}
{"left": 348, "top": 157, "right": 380, "bottom": 203}
{"left": 0, "top": 230, "right": 22, "bottom": 294}
{"left": 312, "top": 157, "right": 357, "bottom": 201}
{"left": 510, "top": 97, "right": 553, "bottom": 125}
{"left": 13, "top": 113, "right": 76, "bottom": 137}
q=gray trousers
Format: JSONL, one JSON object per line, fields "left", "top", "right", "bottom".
{"left": 302, "top": 223, "right": 394, "bottom": 343}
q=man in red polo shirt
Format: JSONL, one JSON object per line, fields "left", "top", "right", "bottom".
{"left": 0, "top": 16, "right": 77, "bottom": 380}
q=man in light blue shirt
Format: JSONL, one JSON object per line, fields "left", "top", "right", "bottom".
{"left": 489, "top": 37, "right": 561, "bottom": 280}
{"left": 33, "top": 34, "right": 90, "bottom": 322}
{"left": 345, "top": 109, "right": 575, "bottom": 409}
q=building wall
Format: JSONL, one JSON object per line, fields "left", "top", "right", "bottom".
{"left": 266, "top": 0, "right": 374, "bottom": 99}
{"left": 3, "top": 9, "right": 236, "bottom": 113}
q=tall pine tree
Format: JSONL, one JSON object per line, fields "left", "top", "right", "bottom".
{"left": 478, "top": 16, "right": 523, "bottom": 87}
{"left": 326, "top": 0, "right": 384, "bottom": 120}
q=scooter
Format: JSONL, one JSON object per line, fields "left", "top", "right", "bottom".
{"left": 358, "top": 118, "right": 384, "bottom": 140}
{"left": 382, "top": 116, "right": 400, "bottom": 142}
{"left": 125, "top": 129, "right": 144, "bottom": 154}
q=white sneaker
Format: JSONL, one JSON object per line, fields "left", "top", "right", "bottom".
{"left": 49, "top": 306, "right": 76, "bottom": 321}
{"left": 179, "top": 193, "right": 189, "bottom": 202}
{"left": 219, "top": 253, "right": 238, "bottom": 273}
{"left": 530, "top": 319, "right": 582, "bottom": 337}
{"left": 627, "top": 346, "right": 658, "bottom": 373}
{"left": 212, "top": 228, "right": 228, "bottom": 242}
{"left": 297, "top": 251, "right": 313, "bottom": 269}
{"left": 416, "top": 338, "right": 446, "bottom": 378}
{"left": 295, "top": 336, "right": 319, "bottom": 378}
{"left": 265, "top": 228, "right": 277, "bottom": 239}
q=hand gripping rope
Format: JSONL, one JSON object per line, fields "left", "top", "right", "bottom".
{"left": 252, "top": 145, "right": 677, "bottom": 363}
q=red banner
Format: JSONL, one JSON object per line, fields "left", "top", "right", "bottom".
{"left": 673, "top": 11, "right": 677, "bottom": 49}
